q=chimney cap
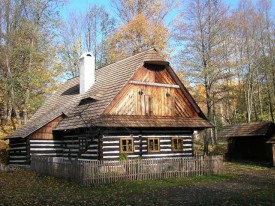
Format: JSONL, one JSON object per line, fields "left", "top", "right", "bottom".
{"left": 79, "top": 52, "right": 94, "bottom": 60}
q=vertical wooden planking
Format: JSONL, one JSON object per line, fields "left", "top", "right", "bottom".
{"left": 136, "top": 86, "right": 140, "bottom": 115}
{"left": 145, "top": 95, "right": 150, "bottom": 115}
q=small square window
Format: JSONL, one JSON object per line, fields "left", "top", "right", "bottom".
{"left": 120, "top": 137, "right": 134, "bottom": 153}
{"left": 147, "top": 138, "right": 160, "bottom": 153}
{"left": 79, "top": 137, "right": 87, "bottom": 151}
{"left": 171, "top": 137, "right": 183, "bottom": 152}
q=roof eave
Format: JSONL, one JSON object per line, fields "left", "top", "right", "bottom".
{"left": 6, "top": 113, "right": 63, "bottom": 139}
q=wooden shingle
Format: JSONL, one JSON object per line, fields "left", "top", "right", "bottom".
{"left": 218, "top": 122, "right": 274, "bottom": 138}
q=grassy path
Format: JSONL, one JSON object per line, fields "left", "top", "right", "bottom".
{"left": 0, "top": 162, "right": 274, "bottom": 205}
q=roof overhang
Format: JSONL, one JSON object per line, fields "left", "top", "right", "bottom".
{"left": 90, "top": 115, "right": 213, "bottom": 128}
{"left": 144, "top": 60, "right": 169, "bottom": 66}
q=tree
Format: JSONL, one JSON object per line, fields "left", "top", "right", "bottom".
{"left": 83, "top": 5, "right": 115, "bottom": 68}
{"left": 229, "top": 0, "right": 275, "bottom": 123}
{"left": 108, "top": 0, "right": 174, "bottom": 61}
{"left": 175, "top": 0, "right": 231, "bottom": 153}
{"left": 59, "top": 5, "right": 115, "bottom": 78}
{"left": 0, "top": 0, "right": 64, "bottom": 137}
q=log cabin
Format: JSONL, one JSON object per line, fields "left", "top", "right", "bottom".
{"left": 219, "top": 122, "right": 275, "bottom": 165}
{"left": 6, "top": 49, "right": 212, "bottom": 165}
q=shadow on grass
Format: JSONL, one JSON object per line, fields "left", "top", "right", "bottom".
{"left": 225, "top": 159, "right": 274, "bottom": 168}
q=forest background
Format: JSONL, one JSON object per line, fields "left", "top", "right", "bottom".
{"left": 0, "top": 0, "right": 274, "bottom": 152}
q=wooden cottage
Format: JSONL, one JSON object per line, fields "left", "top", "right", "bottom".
{"left": 7, "top": 49, "right": 212, "bottom": 165}
{"left": 219, "top": 122, "right": 275, "bottom": 165}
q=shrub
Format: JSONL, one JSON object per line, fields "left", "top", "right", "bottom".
{"left": 209, "top": 144, "right": 227, "bottom": 156}
{"left": 119, "top": 153, "right": 128, "bottom": 161}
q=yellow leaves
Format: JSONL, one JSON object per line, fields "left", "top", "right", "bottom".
{"left": 0, "top": 125, "right": 14, "bottom": 140}
{"left": 108, "top": 0, "right": 170, "bottom": 61}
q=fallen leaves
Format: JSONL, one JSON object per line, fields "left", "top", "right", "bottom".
{"left": 0, "top": 163, "right": 274, "bottom": 205}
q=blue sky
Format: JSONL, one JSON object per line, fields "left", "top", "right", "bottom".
{"left": 59, "top": 0, "right": 273, "bottom": 69}
{"left": 60, "top": 0, "right": 253, "bottom": 19}
{"left": 60, "top": 0, "right": 111, "bottom": 18}
{"left": 59, "top": 0, "right": 275, "bottom": 30}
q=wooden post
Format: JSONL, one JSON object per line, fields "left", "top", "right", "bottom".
{"left": 98, "top": 135, "right": 103, "bottom": 160}
{"left": 273, "top": 144, "right": 275, "bottom": 167}
{"left": 139, "top": 134, "right": 142, "bottom": 158}
{"left": 26, "top": 138, "right": 31, "bottom": 165}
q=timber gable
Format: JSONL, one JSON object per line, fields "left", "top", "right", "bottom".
{"left": 104, "top": 64, "right": 198, "bottom": 117}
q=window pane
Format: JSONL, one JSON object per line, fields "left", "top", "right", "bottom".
{"left": 172, "top": 138, "right": 183, "bottom": 151}
{"left": 121, "top": 138, "right": 134, "bottom": 153}
{"left": 154, "top": 139, "right": 158, "bottom": 144}
{"left": 149, "top": 140, "right": 153, "bottom": 150}
{"left": 179, "top": 139, "right": 182, "bottom": 149}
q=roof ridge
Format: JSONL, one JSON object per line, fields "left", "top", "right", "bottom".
{"left": 225, "top": 121, "right": 273, "bottom": 127}
{"left": 97, "top": 48, "right": 158, "bottom": 70}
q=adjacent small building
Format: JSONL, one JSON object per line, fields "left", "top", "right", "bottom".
{"left": 6, "top": 49, "right": 212, "bottom": 165}
{"left": 219, "top": 122, "right": 275, "bottom": 165}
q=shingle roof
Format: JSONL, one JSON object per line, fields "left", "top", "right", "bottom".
{"left": 9, "top": 77, "right": 83, "bottom": 138}
{"left": 9, "top": 48, "right": 210, "bottom": 138}
{"left": 218, "top": 122, "right": 274, "bottom": 138}
{"left": 55, "top": 49, "right": 166, "bottom": 130}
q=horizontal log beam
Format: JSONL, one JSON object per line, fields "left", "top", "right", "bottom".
{"left": 129, "top": 80, "right": 180, "bottom": 88}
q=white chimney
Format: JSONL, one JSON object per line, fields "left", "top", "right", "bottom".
{"left": 79, "top": 52, "right": 95, "bottom": 94}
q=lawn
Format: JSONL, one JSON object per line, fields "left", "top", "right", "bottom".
{"left": 0, "top": 162, "right": 274, "bottom": 206}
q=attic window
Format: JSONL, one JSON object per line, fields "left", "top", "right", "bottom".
{"left": 79, "top": 97, "right": 96, "bottom": 105}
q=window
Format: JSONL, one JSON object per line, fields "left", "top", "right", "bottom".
{"left": 147, "top": 138, "right": 160, "bottom": 152}
{"left": 120, "top": 137, "right": 134, "bottom": 153}
{"left": 171, "top": 137, "right": 183, "bottom": 152}
{"left": 79, "top": 137, "right": 87, "bottom": 151}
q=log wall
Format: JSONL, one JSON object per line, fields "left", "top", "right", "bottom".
{"left": 102, "top": 132, "right": 194, "bottom": 160}
{"left": 29, "top": 139, "right": 64, "bottom": 157}
{"left": 62, "top": 135, "right": 98, "bottom": 160}
{"left": 9, "top": 138, "right": 28, "bottom": 165}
